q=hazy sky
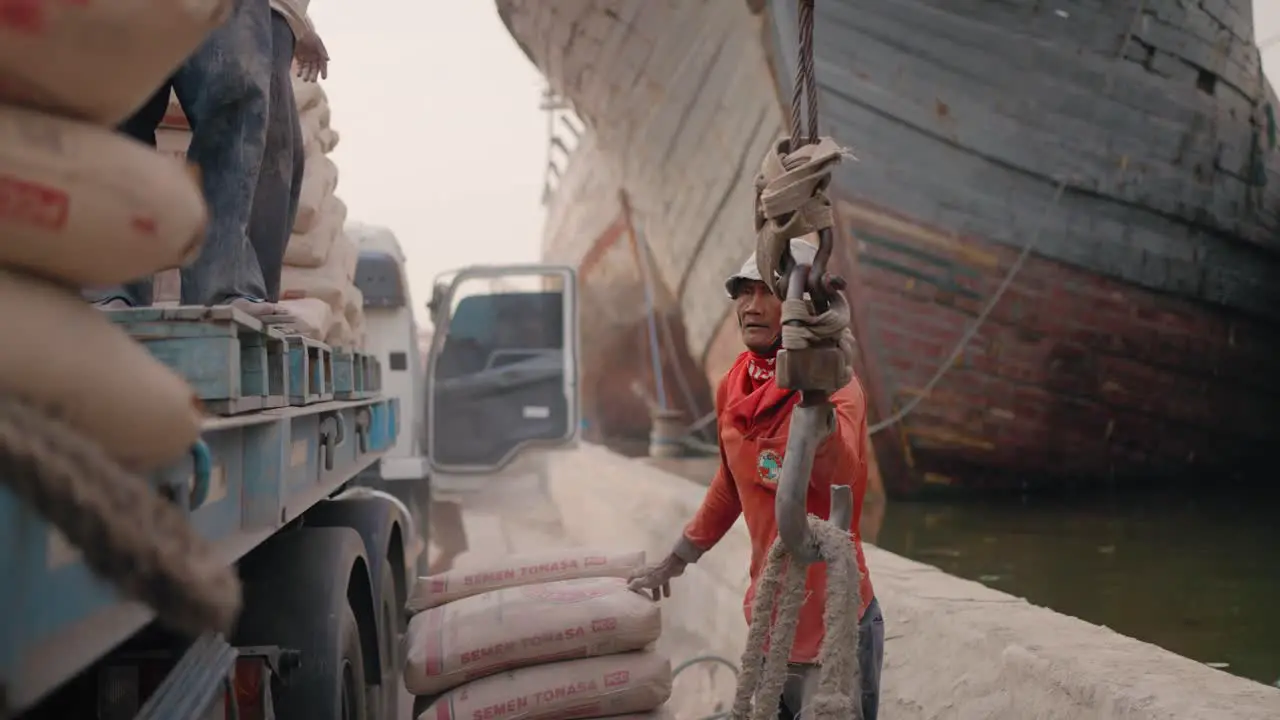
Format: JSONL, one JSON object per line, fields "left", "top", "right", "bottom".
{"left": 309, "top": 3, "right": 546, "bottom": 322}
{"left": 311, "top": 2, "right": 1280, "bottom": 323}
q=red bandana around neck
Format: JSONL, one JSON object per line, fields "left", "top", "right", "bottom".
{"left": 746, "top": 351, "right": 776, "bottom": 383}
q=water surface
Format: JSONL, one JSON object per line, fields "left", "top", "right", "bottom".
{"left": 875, "top": 486, "right": 1280, "bottom": 686}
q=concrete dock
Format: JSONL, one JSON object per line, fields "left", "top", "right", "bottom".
{"left": 407, "top": 445, "right": 1280, "bottom": 719}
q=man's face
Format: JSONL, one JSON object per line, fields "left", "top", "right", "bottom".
{"left": 733, "top": 280, "right": 782, "bottom": 353}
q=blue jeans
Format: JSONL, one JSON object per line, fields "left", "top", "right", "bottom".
{"left": 778, "top": 596, "right": 885, "bottom": 719}
{"left": 90, "top": 0, "right": 302, "bottom": 306}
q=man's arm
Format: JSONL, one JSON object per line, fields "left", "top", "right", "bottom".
{"left": 673, "top": 377, "right": 742, "bottom": 562}
{"left": 674, "top": 447, "right": 743, "bottom": 562}
{"left": 628, "top": 379, "right": 740, "bottom": 600}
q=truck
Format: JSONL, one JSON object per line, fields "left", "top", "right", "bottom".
{"left": 1, "top": 237, "right": 580, "bottom": 718}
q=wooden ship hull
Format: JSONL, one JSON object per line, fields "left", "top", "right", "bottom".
{"left": 498, "top": 0, "right": 1280, "bottom": 496}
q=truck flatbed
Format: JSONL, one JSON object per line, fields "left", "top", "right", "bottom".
{"left": 0, "top": 305, "right": 400, "bottom": 713}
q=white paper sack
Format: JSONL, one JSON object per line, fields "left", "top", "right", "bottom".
{"left": 343, "top": 283, "right": 364, "bottom": 322}
{"left": 298, "top": 101, "right": 330, "bottom": 153}
{"left": 408, "top": 549, "right": 647, "bottom": 612}
{"left": 417, "top": 651, "right": 672, "bottom": 720}
{"left": 403, "top": 577, "right": 662, "bottom": 697}
{"left": 155, "top": 128, "right": 191, "bottom": 160}
{"left": 0, "top": 0, "right": 232, "bottom": 124}
{"left": 286, "top": 195, "right": 345, "bottom": 268}
{"left": 0, "top": 269, "right": 202, "bottom": 472}
{"left": 0, "top": 104, "right": 204, "bottom": 287}
{"left": 325, "top": 313, "right": 355, "bottom": 349}
{"left": 277, "top": 298, "right": 333, "bottom": 341}
{"left": 316, "top": 127, "right": 340, "bottom": 153}
{"left": 292, "top": 75, "right": 326, "bottom": 114}
{"left": 280, "top": 234, "right": 358, "bottom": 311}
{"left": 294, "top": 154, "right": 339, "bottom": 234}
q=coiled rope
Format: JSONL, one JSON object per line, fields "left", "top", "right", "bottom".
{"left": 732, "top": 520, "right": 861, "bottom": 720}
{"left": 0, "top": 394, "right": 241, "bottom": 638}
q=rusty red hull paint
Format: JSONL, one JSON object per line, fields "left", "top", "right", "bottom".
{"left": 834, "top": 197, "right": 1280, "bottom": 497}
{"left": 573, "top": 214, "right": 715, "bottom": 453}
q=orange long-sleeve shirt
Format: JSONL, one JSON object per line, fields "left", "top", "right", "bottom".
{"left": 682, "top": 351, "right": 874, "bottom": 665}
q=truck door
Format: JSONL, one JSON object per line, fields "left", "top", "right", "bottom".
{"left": 425, "top": 266, "right": 579, "bottom": 475}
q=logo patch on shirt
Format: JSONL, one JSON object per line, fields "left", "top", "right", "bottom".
{"left": 756, "top": 449, "right": 782, "bottom": 486}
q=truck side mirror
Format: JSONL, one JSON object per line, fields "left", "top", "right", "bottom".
{"left": 425, "top": 265, "right": 579, "bottom": 474}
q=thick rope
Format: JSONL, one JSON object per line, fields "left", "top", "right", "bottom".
{"left": 0, "top": 394, "right": 241, "bottom": 637}
{"left": 731, "top": 518, "right": 862, "bottom": 720}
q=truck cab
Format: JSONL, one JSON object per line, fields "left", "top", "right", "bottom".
{"left": 348, "top": 223, "right": 428, "bottom": 488}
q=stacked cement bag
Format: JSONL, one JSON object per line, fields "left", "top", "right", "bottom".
{"left": 278, "top": 76, "right": 364, "bottom": 349}
{"left": 403, "top": 549, "right": 675, "bottom": 719}
{"left": 0, "top": 5, "right": 225, "bottom": 473}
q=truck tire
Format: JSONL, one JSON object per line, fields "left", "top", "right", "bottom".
{"left": 303, "top": 493, "right": 412, "bottom": 718}
{"left": 376, "top": 564, "right": 400, "bottom": 720}
{"left": 234, "top": 527, "right": 377, "bottom": 720}
{"left": 335, "top": 604, "right": 370, "bottom": 720}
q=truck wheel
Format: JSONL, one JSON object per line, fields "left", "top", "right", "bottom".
{"left": 376, "top": 565, "right": 401, "bottom": 719}
{"left": 337, "top": 604, "right": 370, "bottom": 720}
{"left": 234, "top": 527, "right": 377, "bottom": 720}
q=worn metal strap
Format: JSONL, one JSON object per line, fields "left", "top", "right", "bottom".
{"left": 753, "top": 137, "right": 848, "bottom": 296}
{"left": 780, "top": 291, "right": 855, "bottom": 388}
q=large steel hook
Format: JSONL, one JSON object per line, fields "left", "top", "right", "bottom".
{"left": 774, "top": 227, "right": 853, "bottom": 564}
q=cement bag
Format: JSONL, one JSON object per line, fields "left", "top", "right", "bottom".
{"left": 285, "top": 195, "right": 345, "bottom": 267}
{"left": 404, "top": 577, "right": 662, "bottom": 696}
{"left": 343, "top": 285, "right": 363, "bottom": 326}
{"left": 0, "top": 269, "right": 202, "bottom": 471}
{"left": 280, "top": 235, "right": 358, "bottom": 310}
{"left": 278, "top": 298, "right": 333, "bottom": 341}
{"left": 159, "top": 90, "right": 188, "bottom": 131}
{"left": 293, "top": 155, "right": 339, "bottom": 234}
{"left": 0, "top": 105, "right": 205, "bottom": 286}
{"left": 408, "top": 549, "right": 647, "bottom": 611}
{"left": 298, "top": 101, "right": 330, "bottom": 151}
{"left": 332, "top": 234, "right": 359, "bottom": 281}
{"left": 324, "top": 314, "right": 354, "bottom": 348}
{"left": 0, "top": 0, "right": 232, "bottom": 125}
{"left": 155, "top": 128, "right": 191, "bottom": 161}
{"left": 316, "top": 128, "right": 340, "bottom": 154}
{"left": 292, "top": 76, "right": 325, "bottom": 113}
{"left": 417, "top": 651, "right": 672, "bottom": 720}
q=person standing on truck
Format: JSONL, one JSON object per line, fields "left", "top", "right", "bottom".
{"left": 89, "top": 0, "right": 329, "bottom": 316}
{"left": 626, "top": 238, "right": 885, "bottom": 719}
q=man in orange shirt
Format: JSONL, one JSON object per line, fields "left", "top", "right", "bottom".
{"left": 628, "top": 238, "right": 884, "bottom": 719}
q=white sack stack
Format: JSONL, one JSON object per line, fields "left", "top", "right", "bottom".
{"left": 278, "top": 75, "right": 364, "bottom": 350}
{"left": 0, "top": 1, "right": 227, "bottom": 471}
{"left": 150, "top": 76, "right": 361, "bottom": 347}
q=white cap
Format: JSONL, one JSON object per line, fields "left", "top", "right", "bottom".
{"left": 724, "top": 237, "right": 819, "bottom": 297}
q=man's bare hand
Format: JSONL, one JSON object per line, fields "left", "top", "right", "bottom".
{"left": 627, "top": 554, "right": 688, "bottom": 601}
{"left": 294, "top": 28, "right": 329, "bottom": 82}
